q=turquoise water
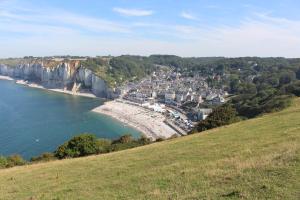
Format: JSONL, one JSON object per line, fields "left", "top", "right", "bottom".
{"left": 0, "top": 80, "right": 140, "bottom": 159}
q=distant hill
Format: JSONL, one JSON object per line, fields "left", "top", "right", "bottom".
{"left": 0, "top": 98, "right": 299, "bottom": 199}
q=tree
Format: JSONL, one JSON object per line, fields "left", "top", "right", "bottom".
{"left": 54, "top": 134, "right": 102, "bottom": 159}
{"left": 279, "top": 72, "right": 296, "bottom": 85}
{"left": 109, "top": 134, "right": 151, "bottom": 152}
{"left": 238, "top": 83, "right": 257, "bottom": 95}
{"left": 191, "top": 105, "right": 239, "bottom": 133}
{"left": 0, "top": 155, "right": 26, "bottom": 168}
{"left": 137, "top": 136, "right": 152, "bottom": 145}
{"left": 216, "top": 64, "right": 225, "bottom": 73}
{"left": 296, "top": 68, "right": 300, "bottom": 80}
{"left": 112, "top": 134, "right": 134, "bottom": 144}
{"left": 95, "top": 139, "right": 111, "bottom": 154}
{"left": 6, "top": 155, "right": 26, "bottom": 167}
{"left": 281, "top": 81, "right": 300, "bottom": 97}
{"left": 229, "top": 75, "right": 240, "bottom": 93}
{"left": 0, "top": 156, "right": 8, "bottom": 168}
{"left": 30, "top": 152, "right": 56, "bottom": 162}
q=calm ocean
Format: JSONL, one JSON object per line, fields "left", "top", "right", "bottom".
{"left": 0, "top": 80, "right": 140, "bottom": 159}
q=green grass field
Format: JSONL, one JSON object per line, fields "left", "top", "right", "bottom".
{"left": 0, "top": 99, "right": 300, "bottom": 200}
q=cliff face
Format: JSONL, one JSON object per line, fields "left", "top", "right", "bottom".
{"left": 0, "top": 61, "right": 114, "bottom": 98}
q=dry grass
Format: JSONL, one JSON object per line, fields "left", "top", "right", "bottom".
{"left": 0, "top": 99, "right": 300, "bottom": 199}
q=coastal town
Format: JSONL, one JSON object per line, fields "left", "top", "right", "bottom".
{"left": 0, "top": 0, "right": 298, "bottom": 198}
{"left": 0, "top": 56, "right": 228, "bottom": 140}
{"left": 0, "top": 56, "right": 230, "bottom": 139}
{"left": 0, "top": 60, "right": 229, "bottom": 140}
{"left": 96, "top": 65, "right": 229, "bottom": 139}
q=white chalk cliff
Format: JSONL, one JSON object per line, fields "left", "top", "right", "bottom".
{"left": 0, "top": 60, "right": 115, "bottom": 98}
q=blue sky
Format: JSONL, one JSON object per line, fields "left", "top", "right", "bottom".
{"left": 0, "top": 0, "right": 299, "bottom": 57}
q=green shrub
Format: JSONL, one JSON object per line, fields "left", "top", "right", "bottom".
{"left": 0, "top": 155, "right": 26, "bottom": 168}
{"left": 137, "top": 136, "right": 152, "bottom": 145}
{"left": 53, "top": 134, "right": 153, "bottom": 159}
{"left": 6, "top": 154, "right": 26, "bottom": 168}
{"left": 31, "top": 152, "right": 56, "bottom": 162}
{"left": 112, "top": 134, "right": 134, "bottom": 144}
{"left": 54, "top": 134, "right": 102, "bottom": 159}
{"left": 191, "top": 105, "right": 240, "bottom": 133}
{"left": 281, "top": 81, "right": 300, "bottom": 96}
{"left": 109, "top": 134, "right": 150, "bottom": 152}
{"left": 95, "top": 139, "right": 112, "bottom": 154}
{"left": 0, "top": 156, "right": 8, "bottom": 169}
{"left": 109, "top": 142, "right": 140, "bottom": 152}
{"left": 156, "top": 137, "right": 165, "bottom": 142}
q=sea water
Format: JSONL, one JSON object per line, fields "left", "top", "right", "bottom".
{"left": 0, "top": 80, "right": 140, "bottom": 159}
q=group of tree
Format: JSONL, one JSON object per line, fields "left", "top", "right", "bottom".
{"left": 53, "top": 133, "right": 153, "bottom": 159}
{"left": 1, "top": 133, "right": 168, "bottom": 169}
{"left": 174, "top": 57, "right": 300, "bottom": 132}
{"left": 190, "top": 105, "right": 240, "bottom": 133}
{"left": 0, "top": 154, "right": 26, "bottom": 169}
{"left": 81, "top": 56, "right": 157, "bottom": 87}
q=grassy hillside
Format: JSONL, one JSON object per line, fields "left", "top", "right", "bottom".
{"left": 0, "top": 100, "right": 300, "bottom": 199}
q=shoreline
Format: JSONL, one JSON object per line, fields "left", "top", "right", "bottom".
{"left": 0, "top": 75, "right": 14, "bottom": 81}
{"left": 16, "top": 80, "right": 98, "bottom": 98}
{"left": 1, "top": 74, "right": 180, "bottom": 140}
{"left": 0, "top": 75, "right": 97, "bottom": 98}
{"left": 92, "top": 101, "right": 179, "bottom": 140}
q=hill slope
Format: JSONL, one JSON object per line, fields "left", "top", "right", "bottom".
{"left": 0, "top": 100, "right": 300, "bottom": 199}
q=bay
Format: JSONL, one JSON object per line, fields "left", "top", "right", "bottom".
{"left": 0, "top": 80, "right": 140, "bottom": 159}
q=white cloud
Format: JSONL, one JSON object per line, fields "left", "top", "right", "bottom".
{"left": 180, "top": 11, "right": 199, "bottom": 21}
{"left": 139, "top": 13, "right": 300, "bottom": 57}
{"left": 0, "top": 4, "right": 130, "bottom": 34}
{"left": 113, "top": 7, "right": 153, "bottom": 17}
{"left": 190, "top": 14, "right": 300, "bottom": 57}
{"left": 56, "top": 12, "right": 130, "bottom": 33}
{"left": 0, "top": 1, "right": 299, "bottom": 58}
